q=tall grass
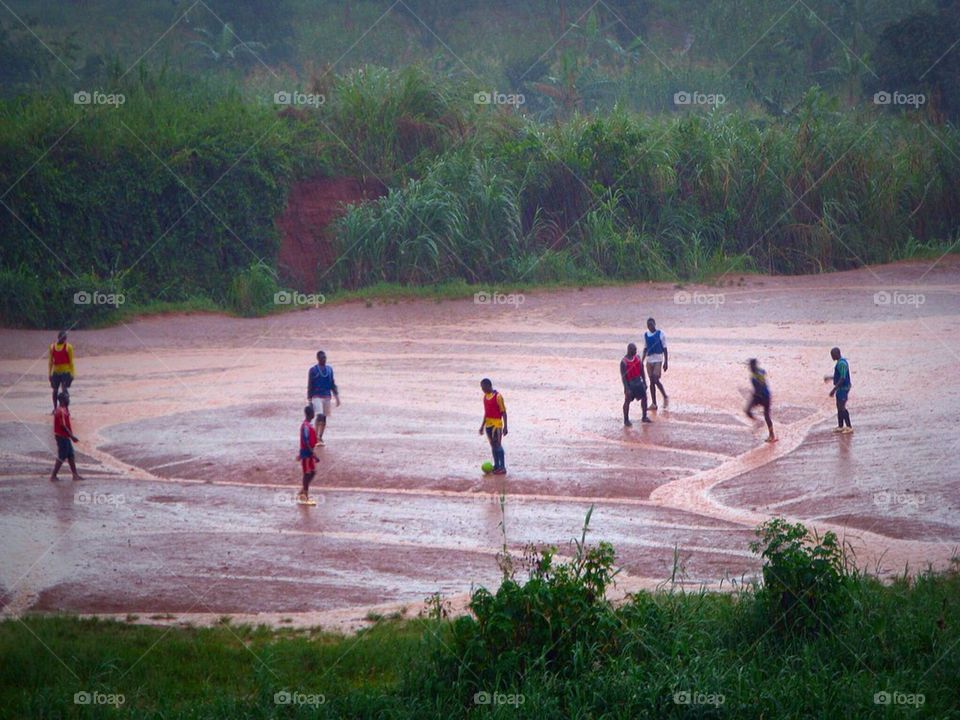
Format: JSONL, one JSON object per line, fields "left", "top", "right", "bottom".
{"left": 2, "top": 66, "right": 958, "bottom": 327}
{"left": 329, "top": 89, "right": 960, "bottom": 290}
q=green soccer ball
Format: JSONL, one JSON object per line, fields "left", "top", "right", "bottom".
{"left": 481, "top": 461, "right": 494, "bottom": 474}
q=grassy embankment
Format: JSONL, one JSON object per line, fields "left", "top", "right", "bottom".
{"left": 2, "top": 518, "right": 958, "bottom": 718}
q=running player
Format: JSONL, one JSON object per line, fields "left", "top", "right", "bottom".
{"left": 298, "top": 404, "right": 320, "bottom": 504}
{"left": 825, "top": 347, "right": 853, "bottom": 433}
{"left": 47, "top": 330, "right": 75, "bottom": 413}
{"left": 307, "top": 350, "right": 340, "bottom": 445}
{"left": 50, "top": 392, "right": 84, "bottom": 482}
{"left": 620, "top": 343, "right": 651, "bottom": 426}
{"left": 641, "top": 318, "right": 668, "bottom": 409}
{"left": 745, "top": 359, "right": 777, "bottom": 443}
{"left": 478, "top": 378, "right": 507, "bottom": 475}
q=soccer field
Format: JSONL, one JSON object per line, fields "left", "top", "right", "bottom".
{"left": 1, "top": 259, "right": 958, "bottom": 631}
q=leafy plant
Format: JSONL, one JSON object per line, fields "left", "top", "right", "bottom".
{"left": 189, "top": 21, "right": 266, "bottom": 65}
{"left": 426, "top": 507, "right": 622, "bottom": 699}
{"left": 750, "top": 517, "right": 850, "bottom": 634}
{"left": 225, "top": 262, "right": 279, "bottom": 317}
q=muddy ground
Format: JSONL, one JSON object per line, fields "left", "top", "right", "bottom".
{"left": 1, "top": 259, "right": 958, "bottom": 631}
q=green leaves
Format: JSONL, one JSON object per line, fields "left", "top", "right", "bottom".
{"left": 750, "top": 518, "right": 851, "bottom": 635}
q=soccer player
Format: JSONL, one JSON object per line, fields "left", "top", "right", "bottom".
{"left": 50, "top": 392, "right": 84, "bottom": 482}
{"left": 745, "top": 359, "right": 776, "bottom": 443}
{"left": 298, "top": 404, "right": 320, "bottom": 504}
{"left": 48, "top": 330, "right": 75, "bottom": 413}
{"left": 825, "top": 347, "right": 853, "bottom": 433}
{"left": 620, "top": 343, "right": 651, "bottom": 426}
{"left": 641, "top": 318, "right": 668, "bottom": 409}
{"left": 478, "top": 378, "right": 507, "bottom": 475}
{"left": 307, "top": 350, "right": 340, "bottom": 445}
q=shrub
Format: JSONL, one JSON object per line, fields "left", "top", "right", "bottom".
{"left": 749, "top": 517, "right": 850, "bottom": 634}
{"left": 225, "top": 262, "right": 279, "bottom": 317}
{"left": 420, "top": 508, "right": 623, "bottom": 704}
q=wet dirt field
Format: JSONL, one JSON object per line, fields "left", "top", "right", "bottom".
{"left": 2, "top": 259, "right": 959, "bottom": 630}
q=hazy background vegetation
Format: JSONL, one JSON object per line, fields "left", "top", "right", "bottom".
{"left": 1, "top": 0, "right": 959, "bottom": 325}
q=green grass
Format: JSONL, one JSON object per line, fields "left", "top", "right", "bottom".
{"left": 2, "top": 550, "right": 958, "bottom": 718}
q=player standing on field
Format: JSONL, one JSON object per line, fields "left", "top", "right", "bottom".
{"left": 50, "top": 392, "right": 84, "bottom": 482}
{"left": 479, "top": 378, "right": 507, "bottom": 475}
{"left": 641, "top": 318, "right": 669, "bottom": 410}
{"left": 825, "top": 347, "right": 853, "bottom": 433}
{"left": 48, "top": 330, "right": 75, "bottom": 413}
{"left": 620, "top": 343, "right": 651, "bottom": 426}
{"left": 745, "top": 358, "right": 777, "bottom": 443}
{"left": 307, "top": 350, "right": 340, "bottom": 445}
{"left": 298, "top": 404, "right": 320, "bottom": 505}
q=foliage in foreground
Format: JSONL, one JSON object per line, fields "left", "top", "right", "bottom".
{"left": 1, "top": 517, "right": 958, "bottom": 718}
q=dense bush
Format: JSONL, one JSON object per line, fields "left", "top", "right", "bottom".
{"left": 404, "top": 514, "right": 958, "bottom": 718}
{"left": 2, "top": 65, "right": 959, "bottom": 327}
{"left": 749, "top": 517, "right": 850, "bottom": 634}
{"left": 225, "top": 261, "right": 280, "bottom": 316}
{"left": 0, "top": 71, "right": 306, "bottom": 327}
{"left": 331, "top": 90, "right": 960, "bottom": 288}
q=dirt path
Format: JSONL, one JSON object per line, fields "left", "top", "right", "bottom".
{"left": 1, "top": 259, "right": 958, "bottom": 631}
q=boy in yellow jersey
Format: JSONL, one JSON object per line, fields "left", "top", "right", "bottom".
{"left": 478, "top": 378, "right": 508, "bottom": 475}
{"left": 48, "top": 330, "right": 75, "bottom": 413}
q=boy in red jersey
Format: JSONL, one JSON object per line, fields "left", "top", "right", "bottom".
{"left": 478, "top": 378, "right": 508, "bottom": 475}
{"left": 298, "top": 404, "right": 320, "bottom": 504}
{"left": 50, "top": 392, "right": 84, "bottom": 482}
{"left": 620, "top": 342, "right": 651, "bottom": 426}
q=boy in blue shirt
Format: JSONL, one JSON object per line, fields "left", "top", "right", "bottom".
{"left": 307, "top": 350, "right": 340, "bottom": 445}
{"left": 824, "top": 347, "right": 853, "bottom": 433}
{"left": 641, "top": 318, "right": 669, "bottom": 409}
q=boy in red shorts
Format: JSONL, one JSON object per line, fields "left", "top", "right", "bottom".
{"left": 298, "top": 405, "right": 319, "bottom": 505}
{"left": 620, "top": 342, "right": 651, "bottom": 426}
{"left": 50, "top": 392, "right": 84, "bottom": 482}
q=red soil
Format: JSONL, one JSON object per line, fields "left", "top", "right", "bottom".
{"left": 275, "top": 176, "right": 386, "bottom": 291}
